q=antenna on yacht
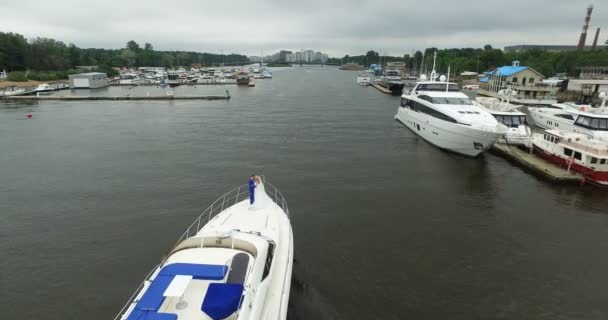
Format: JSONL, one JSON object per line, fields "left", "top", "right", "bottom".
{"left": 446, "top": 65, "right": 451, "bottom": 92}
{"left": 430, "top": 51, "right": 437, "bottom": 81}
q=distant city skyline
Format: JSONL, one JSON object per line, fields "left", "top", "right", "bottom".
{"left": 248, "top": 50, "right": 329, "bottom": 63}
{"left": 1, "top": 0, "right": 606, "bottom": 57}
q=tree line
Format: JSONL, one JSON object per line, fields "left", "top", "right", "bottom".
{"left": 329, "top": 45, "right": 608, "bottom": 77}
{"left": 0, "top": 32, "right": 248, "bottom": 80}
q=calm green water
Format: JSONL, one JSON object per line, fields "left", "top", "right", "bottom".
{"left": 1, "top": 67, "right": 608, "bottom": 320}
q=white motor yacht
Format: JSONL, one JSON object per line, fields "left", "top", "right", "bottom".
{"left": 119, "top": 73, "right": 141, "bottom": 85}
{"left": 115, "top": 178, "right": 293, "bottom": 320}
{"left": 356, "top": 75, "right": 371, "bottom": 86}
{"left": 395, "top": 80, "right": 507, "bottom": 157}
{"left": 528, "top": 99, "right": 608, "bottom": 141}
{"left": 394, "top": 52, "right": 506, "bottom": 157}
{"left": 34, "top": 83, "right": 54, "bottom": 93}
{"left": 475, "top": 95, "right": 531, "bottom": 146}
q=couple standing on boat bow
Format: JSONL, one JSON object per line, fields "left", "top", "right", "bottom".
{"left": 248, "top": 175, "right": 263, "bottom": 205}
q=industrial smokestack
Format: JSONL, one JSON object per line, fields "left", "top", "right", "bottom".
{"left": 592, "top": 28, "right": 600, "bottom": 49}
{"left": 577, "top": 5, "right": 593, "bottom": 50}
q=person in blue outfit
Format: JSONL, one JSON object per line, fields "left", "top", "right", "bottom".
{"left": 248, "top": 175, "right": 256, "bottom": 204}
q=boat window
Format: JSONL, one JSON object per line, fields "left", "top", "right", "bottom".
{"left": 429, "top": 97, "right": 472, "bottom": 105}
{"left": 590, "top": 118, "right": 600, "bottom": 129}
{"left": 556, "top": 114, "right": 574, "bottom": 120}
{"left": 591, "top": 157, "right": 598, "bottom": 164}
{"left": 400, "top": 98, "right": 408, "bottom": 107}
{"left": 574, "top": 152, "right": 582, "bottom": 160}
{"left": 418, "top": 95, "right": 433, "bottom": 102}
{"left": 564, "top": 148, "right": 573, "bottom": 156}
{"left": 601, "top": 159, "right": 607, "bottom": 165}
{"left": 575, "top": 115, "right": 608, "bottom": 130}
{"left": 262, "top": 241, "right": 275, "bottom": 281}
{"left": 413, "top": 101, "right": 457, "bottom": 123}
{"left": 544, "top": 134, "right": 547, "bottom": 140}
{"left": 417, "top": 83, "right": 460, "bottom": 92}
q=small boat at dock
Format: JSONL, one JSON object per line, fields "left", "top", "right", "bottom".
{"left": 532, "top": 130, "right": 608, "bottom": 186}
{"left": 356, "top": 75, "right": 371, "bottom": 86}
{"left": 475, "top": 95, "right": 531, "bottom": 146}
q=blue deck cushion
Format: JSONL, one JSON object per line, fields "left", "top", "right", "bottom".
{"left": 137, "top": 275, "right": 174, "bottom": 311}
{"left": 127, "top": 310, "right": 177, "bottom": 320}
{"left": 160, "top": 263, "right": 227, "bottom": 280}
{"left": 201, "top": 283, "right": 244, "bottom": 320}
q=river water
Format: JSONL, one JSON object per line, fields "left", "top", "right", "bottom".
{"left": 1, "top": 67, "right": 608, "bottom": 320}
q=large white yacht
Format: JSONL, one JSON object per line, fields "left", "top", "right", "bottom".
{"left": 528, "top": 100, "right": 608, "bottom": 141}
{"left": 115, "top": 178, "right": 293, "bottom": 320}
{"left": 395, "top": 59, "right": 507, "bottom": 157}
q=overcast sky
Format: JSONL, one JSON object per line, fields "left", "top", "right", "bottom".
{"left": 0, "top": 0, "right": 606, "bottom": 57}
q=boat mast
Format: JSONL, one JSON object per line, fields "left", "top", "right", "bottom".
{"left": 446, "top": 65, "right": 450, "bottom": 92}
{"left": 430, "top": 51, "right": 437, "bottom": 81}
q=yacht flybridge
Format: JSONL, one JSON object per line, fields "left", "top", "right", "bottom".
{"left": 394, "top": 52, "right": 507, "bottom": 157}
{"left": 115, "top": 179, "right": 293, "bottom": 320}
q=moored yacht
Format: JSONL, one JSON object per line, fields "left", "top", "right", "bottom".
{"left": 528, "top": 98, "right": 608, "bottom": 141}
{"left": 475, "top": 95, "right": 531, "bottom": 146}
{"left": 394, "top": 52, "right": 506, "bottom": 157}
{"left": 115, "top": 178, "right": 293, "bottom": 320}
{"left": 532, "top": 130, "right": 608, "bottom": 186}
{"left": 395, "top": 80, "right": 507, "bottom": 157}
{"left": 356, "top": 75, "right": 371, "bottom": 86}
{"left": 34, "top": 83, "right": 55, "bottom": 93}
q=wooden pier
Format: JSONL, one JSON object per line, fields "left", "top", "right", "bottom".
{"left": 1, "top": 95, "right": 230, "bottom": 101}
{"left": 491, "top": 143, "right": 582, "bottom": 184}
{"left": 371, "top": 83, "right": 392, "bottom": 94}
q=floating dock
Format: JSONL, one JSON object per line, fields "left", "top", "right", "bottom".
{"left": 1, "top": 95, "right": 230, "bottom": 101}
{"left": 491, "top": 143, "right": 582, "bottom": 184}
{"left": 371, "top": 83, "right": 392, "bottom": 94}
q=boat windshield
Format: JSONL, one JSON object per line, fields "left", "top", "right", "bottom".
{"left": 575, "top": 115, "right": 608, "bottom": 131}
{"left": 494, "top": 115, "right": 527, "bottom": 128}
{"left": 419, "top": 95, "right": 472, "bottom": 105}
{"left": 416, "top": 83, "right": 460, "bottom": 92}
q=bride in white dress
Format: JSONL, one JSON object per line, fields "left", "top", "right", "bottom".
{"left": 251, "top": 176, "right": 270, "bottom": 210}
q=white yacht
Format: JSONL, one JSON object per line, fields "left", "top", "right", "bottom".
{"left": 475, "top": 95, "right": 531, "bottom": 146}
{"left": 395, "top": 61, "right": 507, "bottom": 157}
{"left": 356, "top": 75, "right": 371, "bottom": 86}
{"left": 34, "top": 83, "right": 54, "bottom": 93}
{"left": 115, "top": 178, "right": 293, "bottom": 320}
{"left": 395, "top": 79, "right": 507, "bottom": 157}
{"left": 119, "top": 73, "right": 141, "bottom": 85}
{"left": 528, "top": 101, "right": 608, "bottom": 141}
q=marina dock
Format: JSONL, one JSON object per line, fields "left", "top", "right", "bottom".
{"left": 371, "top": 83, "right": 392, "bottom": 94}
{"left": 2, "top": 95, "right": 230, "bottom": 101}
{"left": 491, "top": 143, "right": 583, "bottom": 184}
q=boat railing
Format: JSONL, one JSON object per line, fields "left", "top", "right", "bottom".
{"left": 172, "top": 179, "right": 289, "bottom": 248}
{"left": 114, "top": 179, "right": 289, "bottom": 320}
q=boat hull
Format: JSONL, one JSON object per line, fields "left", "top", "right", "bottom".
{"left": 396, "top": 108, "right": 504, "bottom": 157}
{"left": 532, "top": 144, "right": 608, "bottom": 186}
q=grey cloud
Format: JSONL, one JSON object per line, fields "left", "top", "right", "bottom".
{"left": 0, "top": 0, "right": 605, "bottom": 57}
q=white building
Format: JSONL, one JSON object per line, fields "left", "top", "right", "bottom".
{"left": 69, "top": 72, "right": 109, "bottom": 89}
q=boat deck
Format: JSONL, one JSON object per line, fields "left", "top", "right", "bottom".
{"left": 492, "top": 143, "right": 583, "bottom": 184}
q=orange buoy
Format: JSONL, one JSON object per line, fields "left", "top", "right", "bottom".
{"left": 27, "top": 113, "right": 32, "bottom": 118}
